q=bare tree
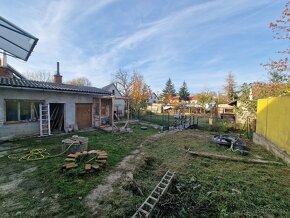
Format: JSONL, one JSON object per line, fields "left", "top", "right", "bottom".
{"left": 24, "top": 71, "right": 53, "bottom": 82}
{"left": 223, "top": 72, "right": 236, "bottom": 102}
{"left": 111, "top": 69, "right": 133, "bottom": 97}
{"left": 197, "top": 90, "right": 214, "bottom": 113}
{"left": 66, "top": 77, "right": 92, "bottom": 86}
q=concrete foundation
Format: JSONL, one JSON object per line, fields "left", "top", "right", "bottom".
{"left": 253, "top": 132, "right": 290, "bottom": 165}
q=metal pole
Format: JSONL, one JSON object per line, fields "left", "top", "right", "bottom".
{"left": 39, "top": 104, "right": 43, "bottom": 136}
{"left": 111, "top": 97, "right": 115, "bottom": 132}
{"left": 48, "top": 103, "right": 51, "bottom": 135}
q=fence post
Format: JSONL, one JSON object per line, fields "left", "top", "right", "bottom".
{"left": 167, "top": 113, "right": 170, "bottom": 129}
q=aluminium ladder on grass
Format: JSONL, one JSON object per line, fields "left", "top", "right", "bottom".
{"left": 131, "top": 170, "right": 175, "bottom": 218}
{"left": 39, "top": 104, "right": 51, "bottom": 137}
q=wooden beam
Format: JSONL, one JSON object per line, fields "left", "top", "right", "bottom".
{"left": 186, "top": 149, "right": 283, "bottom": 165}
{"left": 111, "top": 97, "right": 115, "bottom": 131}
{"left": 99, "top": 98, "right": 101, "bottom": 128}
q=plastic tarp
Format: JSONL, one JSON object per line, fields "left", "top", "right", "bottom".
{"left": 0, "top": 16, "right": 38, "bottom": 61}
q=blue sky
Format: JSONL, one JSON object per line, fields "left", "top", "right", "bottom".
{"left": 1, "top": 0, "right": 288, "bottom": 94}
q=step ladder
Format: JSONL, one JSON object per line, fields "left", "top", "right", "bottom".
{"left": 132, "top": 170, "right": 175, "bottom": 218}
{"left": 39, "top": 104, "right": 51, "bottom": 137}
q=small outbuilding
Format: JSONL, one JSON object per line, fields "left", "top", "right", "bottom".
{"left": 0, "top": 59, "right": 114, "bottom": 140}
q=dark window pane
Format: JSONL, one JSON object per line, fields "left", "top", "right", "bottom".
{"left": 20, "top": 102, "right": 31, "bottom": 120}
{"left": 6, "top": 101, "right": 18, "bottom": 121}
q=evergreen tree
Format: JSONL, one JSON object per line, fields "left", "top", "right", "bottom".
{"left": 161, "top": 78, "right": 176, "bottom": 103}
{"left": 179, "top": 81, "right": 190, "bottom": 101}
{"left": 223, "top": 72, "right": 236, "bottom": 102}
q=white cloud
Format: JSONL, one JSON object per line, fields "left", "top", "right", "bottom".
{"left": 4, "top": 0, "right": 284, "bottom": 92}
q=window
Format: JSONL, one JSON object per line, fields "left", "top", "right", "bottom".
{"left": 6, "top": 101, "right": 18, "bottom": 121}
{"left": 20, "top": 102, "right": 31, "bottom": 120}
{"left": 225, "top": 108, "right": 233, "bottom": 113}
{"left": 5, "top": 100, "right": 42, "bottom": 123}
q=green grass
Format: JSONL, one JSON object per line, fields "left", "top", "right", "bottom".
{"left": 2, "top": 124, "right": 289, "bottom": 217}
{"left": 100, "top": 129, "right": 290, "bottom": 217}
{"left": 0, "top": 124, "right": 157, "bottom": 217}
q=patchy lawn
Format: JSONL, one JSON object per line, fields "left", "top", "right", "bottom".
{"left": 0, "top": 124, "right": 157, "bottom": 217}
{"left": 100, "top": 129, "right": 290, "bottom": 217}
{"left": 1, "top": 126, "right": 290, "bottom": 217}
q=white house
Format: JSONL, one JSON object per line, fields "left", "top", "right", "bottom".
{"left": 148, "top": 92, "right": 159, "bottom": 103}
{"left": 102, "top": 83, "right": 125, "bottom": 117}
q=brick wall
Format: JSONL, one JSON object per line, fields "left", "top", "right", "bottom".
{"left": 0, "top": 67, "right": 13, "bottom": 78}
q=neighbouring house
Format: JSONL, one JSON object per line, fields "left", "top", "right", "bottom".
{"left": 102, "top": 83, "right": 125, "bottom": 118}
{"left": 228, "top": 99, "right": 254, "bottom": 125}
{"left": 189, "top": 95, "right": 198, "bottom": 104}
{"left": 229, "top": 82, "right": 287, "bottom": 125}
{"left": 168, "top": 95, "right": 199, "bottom": 104}
{"left": 168, "top": 96, "right": 180, "bottom": 104}
{"left": 146, "top": 103, "right": 163, "bottom": 113}
{"left": 216, "top": 103, "right": 235, "bottom": 122}
{"left": 148, "top": 92, "right": 159, "bottom": 103}
{"left": 0, "top": 59, "right": 114, "bottom": 140}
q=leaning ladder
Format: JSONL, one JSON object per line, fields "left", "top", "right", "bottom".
{"left": 131, "top": 170, "right": 175, "bottom": 218}
{"left": 39, "top": 104, "right": 51, "bottom": 137}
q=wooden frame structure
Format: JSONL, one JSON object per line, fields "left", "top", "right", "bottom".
{"left": 97, "top": 95, "right": 130, "bottom": 132}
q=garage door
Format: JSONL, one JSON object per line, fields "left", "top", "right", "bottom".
{"left": 76, "top": 103, "right": 92, "bottom": 129}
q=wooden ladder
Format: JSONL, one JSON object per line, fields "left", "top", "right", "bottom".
{"left": 39, "top": 104, "right": 51, "bottom": 137}
{"left": 131, "top": 170, "right": 175, "bottom": 218}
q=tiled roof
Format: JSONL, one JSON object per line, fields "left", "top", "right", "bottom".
{"left": 7, "top": 64, "right": 27, "bottom": 80}
{"left": 0, "top": 77, "right": 112, "bottom": 95}
{"left": 189, "top": 95, "right": 198, "bottom": 100}
{"left": 102, "top": 83, "right": 114, "bottom": 90}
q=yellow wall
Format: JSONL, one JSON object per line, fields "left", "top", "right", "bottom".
{"left": 256, "top": 95, "right": 290, "bottom": 154}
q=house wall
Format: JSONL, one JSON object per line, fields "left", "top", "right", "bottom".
{"left": 234, "top": 101, "right": 255, "bottom": 125}
{"left": 0, "top": 88, "right": 95, "bottom": 139}
{"left": 147, "top": 103, "right": 163, "bottom": 113}
{"left": 105, "top": 85, "right": 125, "bottom": 116}
{"left": 148, "top": 94, "right": 158, "bottom": 103}
{"left": 256, "top": 95, "right": 290, "bottom": 155}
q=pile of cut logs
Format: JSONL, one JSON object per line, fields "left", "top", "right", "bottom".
{"left": 63, "top": 150, "right": 108, "bottom": 171}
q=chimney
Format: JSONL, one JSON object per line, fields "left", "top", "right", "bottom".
{"left": 0, "top": 53, "right": 12, "bottom": 78}
{"left": 53, "top": 61, "right": 62, "bottom": 83}
{"left": 0, "top": 53, "right": 7, "bottom": 67}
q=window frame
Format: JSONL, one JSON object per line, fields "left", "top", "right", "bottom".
{"left": 4, "top": 99, "right": 44, "bottom": 124}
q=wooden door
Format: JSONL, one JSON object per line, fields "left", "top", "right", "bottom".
{"left": 76, "top": 104, "right": 92, "bottom": 129}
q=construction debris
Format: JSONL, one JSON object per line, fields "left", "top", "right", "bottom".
{"left": 213, "top": 135, "right": 246, "bottom": 149}
{"left": 62, "top": 135, "right": 88, "bottom": 154}
{"left": 186, "top": 149, "right": 283, "bottom": 165}
{"left": 212, "top": 135, "right": 248, "bottom": 155}
{"left": 62, "top": 150, "right": 108, "bottom": 172}
{"left": 131, "top": 170, "right": 175, "bottom": 218}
